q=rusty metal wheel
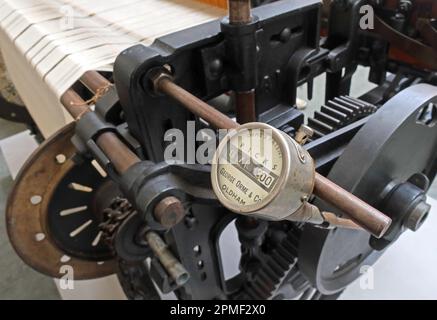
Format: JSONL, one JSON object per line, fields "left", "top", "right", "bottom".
{"left": 6, "top": 123, "right": 117, "bottom": 279}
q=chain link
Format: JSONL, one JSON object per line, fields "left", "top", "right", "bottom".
{"left": 99, "top": 197, "right": 136, "bottom": 249}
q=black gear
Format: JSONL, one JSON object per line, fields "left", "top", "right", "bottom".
{"left": 307, "top": 96, "right": 377, "bottom": 140}
{"left": 236, "top": 223, "right": 310, "bottom": 300}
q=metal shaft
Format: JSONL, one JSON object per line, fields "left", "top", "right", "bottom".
{"left": 234, "top": 90, "right": 256, "bottom": 124}
{"left": 157, "top": 77, "right": 239, "bottom": 130}
{"left": 314, "top": 174, "right": 391, "bottom": 238}
{"left": 228, "top": 0, "right": 256, "bottom": 124}
{"left": 60, "top": 89, "right": 89, "bottom": 119}
{"left": 95, "top": 132, "right": 140, "bottom": 174}
{"left": 229, "top": 0, "right": 252, "bottom": 25}
{"left": 80, "top": 70, "right": 110, "bottom": 93}
{"left": 61, "top": 88, "right": 140, "bottom": 175}
{"left": 145, "top": 231, "right": 190, "bottom": 286}
{"left": 61, "top": 71, "right": 185, "bottom": 227}
{"left": 154, "top": 74, "right": 392, "bottom": 238}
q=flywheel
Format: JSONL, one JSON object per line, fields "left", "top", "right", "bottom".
{"left": 6, "top": 123, "right": 117, "bottom": 279}
{"left": 298, "top": 84, "right": 437, "bottom": 295}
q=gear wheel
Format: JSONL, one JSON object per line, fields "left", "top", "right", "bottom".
{"left": 236, "top": 224, "right": 310, "bottom": 300}
{"left": 307, "top": 96, "right": 377, "bottom": 140}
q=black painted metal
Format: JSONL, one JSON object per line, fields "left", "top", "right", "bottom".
{"left": 84, "top": 0, "right": 437, "bottom": 300}
{"left": 0, "top": 93, "right": 36, "bottom": 130}
{"left": 299, "top": 84, "right": 437, "bottom": 295}
{"left": 113, "top": 0, "right": 321, "bottom": 162}
{"left": 47, "top": 160, "right": 115, "bottom": 261}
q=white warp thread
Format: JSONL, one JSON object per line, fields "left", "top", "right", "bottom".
{"left": 0, "top": 0, "right": 224, "bottom": 98}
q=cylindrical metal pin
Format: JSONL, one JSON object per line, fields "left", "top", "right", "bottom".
{"left": 229, "top": 0, "right": 252, "bottom": 25}
{"left": 234, "top": 90, "right": 256, "bottom": 124}
{"left": 154, "top": 196, "right": 186, "bottom": 228}
{"left": 145, "top": 231, "right": 190, "bottom": 286}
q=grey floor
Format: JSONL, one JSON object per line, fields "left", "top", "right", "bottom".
{"left": 0, "top": 118, "right": 60, "bottom": 299}
{"left": 0, "top": 67, "right": 435, "bottom": 300}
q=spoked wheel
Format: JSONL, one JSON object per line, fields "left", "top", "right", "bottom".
{"left": 299, "top": 84, "right": 437, "bottom": 295}
{"left": 6, "top": 123, "right": 118, "bottom": 279}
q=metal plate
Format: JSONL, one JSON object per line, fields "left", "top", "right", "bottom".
{"left": 299, "top": 84, "right": 437, "bottom": 294}
{"left": 0, "top": 53, "right": 33, "bottom": 125}
{"left": 6, "top": 123, "right": 117, "bottom": 279}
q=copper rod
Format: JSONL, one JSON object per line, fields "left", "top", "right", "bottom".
{"left": 60, "top": 89, "right": 90, "bottom": 119}
{"left": 154, "top": 74, "right": 391, "bottom": 237}
{"left": 95, "top": 132, "right": 139, "bottom": 174}
{"left": 314, "top": 174, "right": 391, "bottom": 238}
{"left": 228, "top": 0, "right": 252, "bottom": 25}
{"left": 60, "top": 89, "right": 139, "bottom": 174}
{"left": 80, "top": 70, "right": 111, "bottom": 93}
{"left": 235, "top": 90, "right": 256, "bottom": 124}
{"left": 157, "top": 77, "right": 239, "bottom": 130}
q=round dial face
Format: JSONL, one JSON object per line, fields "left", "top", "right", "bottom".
{"left": 214, "top": 126, "right": 284, "bottom": 212}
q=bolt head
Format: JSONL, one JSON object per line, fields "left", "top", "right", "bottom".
{"left": 209, "top": 59, "right": 223, "bottom": 78}
{"left": 280, "top": 28, "right": 291, "bottom": 43}
{"left": 405, "top": 201, "right": 431, "bottom": 232}
{"left": 154, "top": 196, "right": 185, "bottom": 228}
{"left": 150, "top": 69, "right": 173, "bottom": 94}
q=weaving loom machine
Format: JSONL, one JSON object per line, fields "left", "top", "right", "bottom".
{"left": 1, "top": 0, "right": 437, "bottom": 300}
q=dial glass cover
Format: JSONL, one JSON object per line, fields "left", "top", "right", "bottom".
{"left": 215, "top": 127, "right": 284, "bottom": 210}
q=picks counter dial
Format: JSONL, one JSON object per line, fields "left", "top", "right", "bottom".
{"left": 211, "top": 123, "right": 315, "bottom": 221}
